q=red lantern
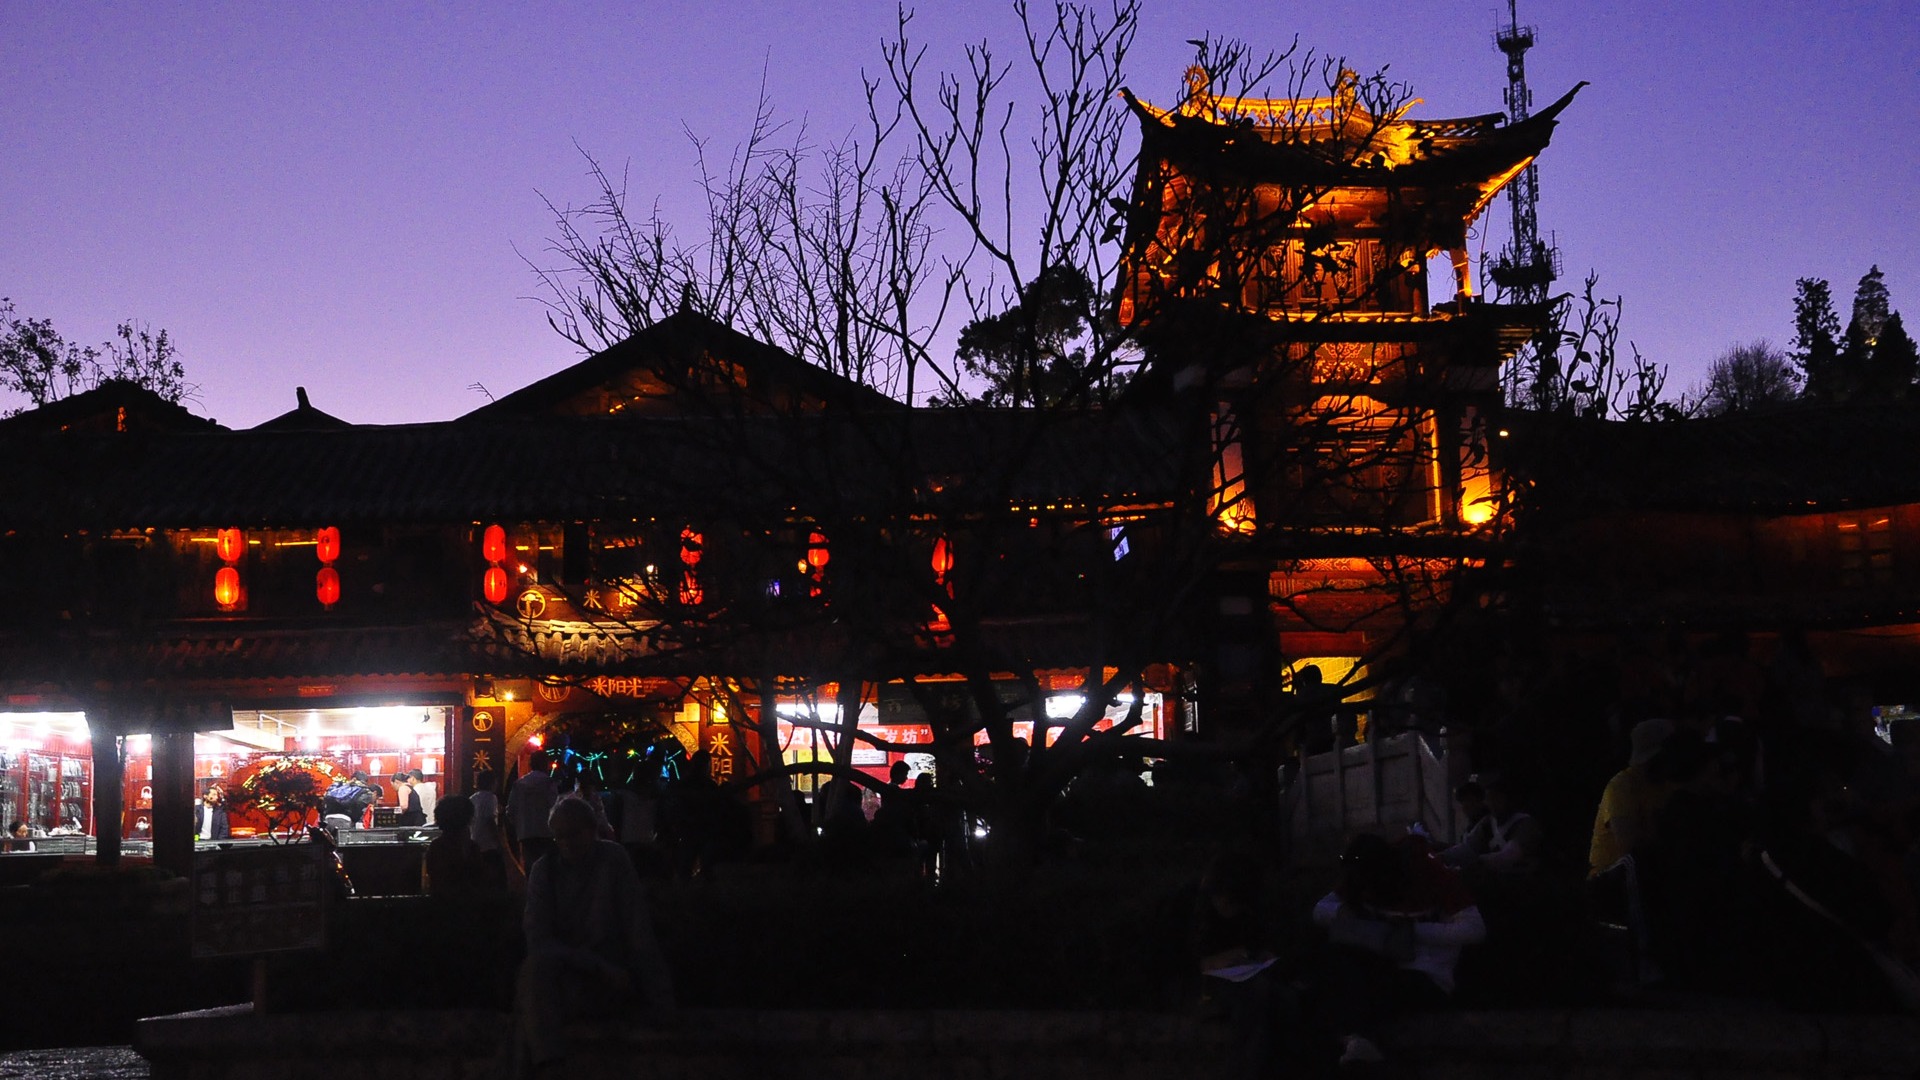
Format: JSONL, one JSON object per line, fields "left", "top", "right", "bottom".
{"left": 316, "top": 526, "right": 341, "bottom": 564}
{"left": 679, "top": 527, "right": 704, "bottom": 567}
{"left": 931, "top": 537, "right": 954, "bottom": 578}
{"left": 482, "top": 524, "right": 507, "bottom": 564}
{"left": 215, "top": 528, "right": 245, "bottom": 563}
{"left": 483, "top": 566, "right": 510, "bottom": 605}
{"left": 214, "top": 566, "right": 242, "bottom": 607}
{"left": 806, "top": 531, "right": 830, "bottom": 572}
{"left": 315, "top": 567, "right": 341, "bottom": 607}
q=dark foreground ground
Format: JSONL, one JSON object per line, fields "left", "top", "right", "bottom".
{"left": 20, "top": 1007, "right": 1913, "bottom": 1080}
{"left": 0, "top": 1047, "right": 148, "bottom": 1079}
{"left": 9, "top": 791, "right": 1920, "bottom": 1076}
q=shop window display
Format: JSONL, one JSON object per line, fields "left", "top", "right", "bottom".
{"left": 0, "top": 714, "right": 91, "bottom": 837}
{"left": 120, "top": 705, "right": 453, "bottom": 841}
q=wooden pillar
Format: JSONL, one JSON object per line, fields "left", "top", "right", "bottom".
{"left": 152, "top": 731, "right": 196, "bottom": 877}
{"left": 89, "top": 723, "right": 125, "bottom": 867}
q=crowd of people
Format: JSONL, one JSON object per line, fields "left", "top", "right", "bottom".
{"left": 1582, "top": 706, "right": 1920, "bottom": 1011}
{"left": 1188, "top": 632, "right": 1920, "bottom": 1074}
{"left": 406, "top": 749, "right": 682, "bottom": 1078}
{"left": 284, "top": 630, "right": 1920, "bottom": 1076}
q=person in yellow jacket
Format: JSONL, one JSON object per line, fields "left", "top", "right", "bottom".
{"left": 1589, "top": 718, "right": 1675, "bottom": 876}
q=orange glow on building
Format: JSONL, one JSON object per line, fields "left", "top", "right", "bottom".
{"left": 1210, "top": 407, "right": 1257, "bottom": 535}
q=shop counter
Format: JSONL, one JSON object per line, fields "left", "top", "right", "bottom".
{"left": 189, "top": 829, "right": 438, "bottom": 895}
{"left": 0, "top": 851, "right": 66, "bottom": 886}
{"left": 334, "top": 826, "right": 437, "bottom": 896}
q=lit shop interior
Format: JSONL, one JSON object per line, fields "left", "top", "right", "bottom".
{"left": 773, "top": 688, "right": 1167, "bottom": 795}
{"left": 0, "top": 712, "right": 94, "bottom": 838}
{"left": 0, "top": 706, "right": 451, "bottom": 843}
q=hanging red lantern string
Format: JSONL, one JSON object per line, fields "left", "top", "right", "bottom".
{"left": 678, "top": 527, "right": 705, "bottom": 606}
{"left": 804, "top": 530, "right": 830, "bottom": 598}
{"left": 483, "top": 565, "right": 510, "bottom": 605}
{"left": 214, "top": 566, "right": 242, "bottom": 608}
{"left": 928, "top": 536, "right": 954, "bottom": 636}
{"left": 480, "top": 524, "right": 510, "bottom": 606}
{"left": 678, "top": 571, "right": 704, "bottom": 607}
{"left": 931, "top": 536, "right": 954, "bottom": 582}
{"left": 315, "top": 567, "right": 341, "bottom": 607}
{"left": 212, "top": 528, "right": 245, "bottom": 611}
{"left": 316, "top": 526, "right": 341, "bottom": 564}
{"left": 315, "top": 527, "right": 342, "bottom": 608}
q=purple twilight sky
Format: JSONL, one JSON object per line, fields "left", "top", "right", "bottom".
{"left": 3, "top": 1, "right": 1914, "bottom": 427}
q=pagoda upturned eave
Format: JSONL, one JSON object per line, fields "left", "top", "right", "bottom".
{"left": 1123, "top": 82, "right": 1585, "bottom": 198}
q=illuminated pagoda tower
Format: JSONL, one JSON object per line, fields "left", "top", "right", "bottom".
{"left": 1115, "top": 63, "right": 1582, "bottom": 676}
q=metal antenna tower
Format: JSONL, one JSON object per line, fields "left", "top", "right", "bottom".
{"left": 1488, "top": 0, "right": 1557, "bottom": 304}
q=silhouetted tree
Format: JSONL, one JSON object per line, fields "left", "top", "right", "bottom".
{"left": 1789, "top": 277, "right": 1843, "bottom": 403}
{"left": 936, "top": 265, "right": 1131, "bottom": 406}
{"left": 1698, "top": 340, "right": 1798, "bottom": 416}
{"left": 1506, "top": 273, "right": 1689, "bottom": 421}
{"left": 527, "top": 1, "right": 1524, "bottom": 864}
{"left": 1869, "top": 311, "right": 1918, "bottom": 398}
{"left": 1847, "top": 265, "right": 1892, "bottom": 352}
{"left": 0, "top": 298, "right": 190, "bottom": 415}
{"left": 1831, "top": 265, "right": 1893, "bottom": 402}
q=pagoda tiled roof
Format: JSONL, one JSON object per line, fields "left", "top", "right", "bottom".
{"left": 1125, "top": 82, "right": 1585, "bottom": 194}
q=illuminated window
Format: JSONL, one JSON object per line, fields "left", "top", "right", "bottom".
{"left": 1458, "top": 404, "right": 1495, "bottom": 526}
{"left": 1210, "top": 405, "right": 1257, "bottom": 534}
{"left": 1282, "top": 397, "right": 1440, "bottom": 528}
{"left": 1836, "top": 514, "right": 1894, "bottom": 589}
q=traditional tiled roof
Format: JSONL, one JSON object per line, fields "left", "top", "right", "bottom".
{"left": 463, "top": 309, "right": 904, "bottom": 420}
{"left": 0, "top": 623, "right": 477, "bottom": 683}
{"left": 1507, "top": 403, "right": 1920, "bottom": 514}
{"left": 0, "top": 379, "right": 222, "bottom": 435}
{"left": 0, "top": 406, "right": 1184, "bottom": 530}
{"left": 0, "top": 604, "right": 1147, "bottom": 686}
{"left": 252, "top": 387, "right": 352, "bottom": 431}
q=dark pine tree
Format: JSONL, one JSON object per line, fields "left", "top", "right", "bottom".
{"left": 1790, "top": 277, "right": 1843, "bottom": 403}
{"left": 1840, "top": 265, "right": 1892, "bottom": 400}
{"left": 1869, "top": 310, "right": 1918, "bottom": 400}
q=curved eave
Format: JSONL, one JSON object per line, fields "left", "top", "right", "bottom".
{"left": 1126, "top": 82, "right": 1585, "bottom": 198}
